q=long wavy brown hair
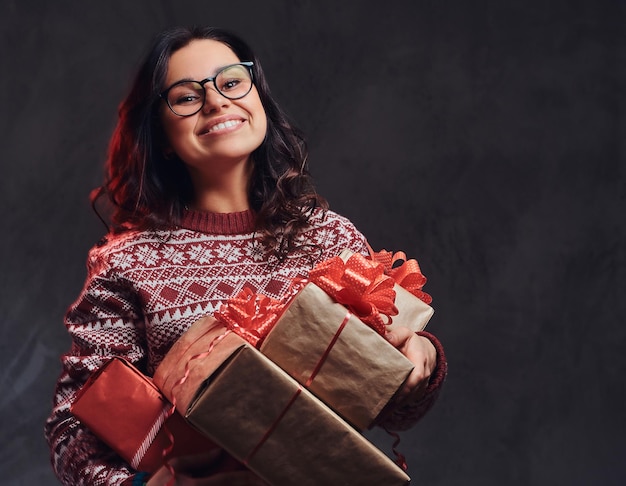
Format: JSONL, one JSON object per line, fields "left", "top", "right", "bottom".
{"left": 93, "top": 26, "right": 327, "bottom": 257}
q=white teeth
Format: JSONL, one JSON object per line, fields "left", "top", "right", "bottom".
{"left": 207, "top": 120, "right": 242, "bottom": 133}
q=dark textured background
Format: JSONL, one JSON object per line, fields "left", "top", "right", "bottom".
{"left": 1, "top": 1, "right": 625, "bottom": 485}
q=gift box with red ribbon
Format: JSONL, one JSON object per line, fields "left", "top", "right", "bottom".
{"left": 257, "top": 282, "right": 414, "bottom": 430}
{"left": 70, "top": 357, "right": 218, "bottom": 473}
{"left": 214, "top": 251, "right": 434, "bottom": 430}
{"left": 341, "top": 248, "right": 435, "bottom": 333}
{"left": 153, "top": 318, "right": 411, "bottom": 486}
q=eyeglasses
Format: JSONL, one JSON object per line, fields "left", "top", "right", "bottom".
{"left": 160, "top": 61, "right": 254, "bottom": 117}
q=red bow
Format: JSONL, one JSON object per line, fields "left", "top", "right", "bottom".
{"left": 214, "top": 287, "right": 284, "bottom": 347}
{"left": 309, "top": 253, "right": 398, "bottom": 335}
{"left": 369, "top": 249, "right": 432, "bottom": 305}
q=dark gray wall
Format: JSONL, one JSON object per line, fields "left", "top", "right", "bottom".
{"left": 1, "top": 1, "right": 624, "bottom": 485}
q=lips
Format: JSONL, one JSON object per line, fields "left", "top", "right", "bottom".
{"left": 199, "top": 116, "right": 246, "bottom": 135}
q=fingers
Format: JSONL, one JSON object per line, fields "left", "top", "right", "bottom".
{"left": 385, "top": 328, "right": 437, "bottom": 401}
{"left": 146, "top": 451, "right": 231, "bottom": 486}
{"left": 384, "top": 326, "right": 414, "bottom": 350}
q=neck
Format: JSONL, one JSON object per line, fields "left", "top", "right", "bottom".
{"left": 188, "top": 158, "right": 252, "bottom": 213}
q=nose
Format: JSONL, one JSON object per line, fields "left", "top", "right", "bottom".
{"left": 202, "top": 86, "right": 230, "bottom": 113}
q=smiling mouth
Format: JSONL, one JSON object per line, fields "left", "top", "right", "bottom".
{"left": 204, "top": 119, "right": 244, "bottom": 134}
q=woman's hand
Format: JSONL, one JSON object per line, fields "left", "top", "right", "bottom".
{"left": 385, "top": 326, "right": 437, "bottom": 403}
{"left": 146, "top": 453, "right": 268, "bottom": 485}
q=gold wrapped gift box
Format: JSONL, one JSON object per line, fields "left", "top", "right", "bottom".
{"left": 215, "top": 250, "right": 434, "bottom": 431}
{"left": 259, "top": 282, "right": 415, "bottom": 430}
{"left": 153, "top": 318, "right": 410, "bottom": 486}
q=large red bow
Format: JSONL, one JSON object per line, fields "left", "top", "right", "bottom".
{"left": 309, "top": 253, "right": 398, "bottom": 335}
{"left": 214, "top": 287, "right": 284, "bottom": 347}
{"left": 369, "top": 249, "right": 432, "bottom": 305}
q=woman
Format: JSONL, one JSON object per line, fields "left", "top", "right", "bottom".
{"left": 45, "top": 26, "right": 447, "bottom": 485}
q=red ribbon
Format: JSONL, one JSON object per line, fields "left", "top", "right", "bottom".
{"left": 166, "top": 306, "right": 355, "bottom": 476}
{"left": 309, "top": 253, "right": 398, "bottom": 335}
{"left": 214, "top": 287, "right": 284, "bottom": 347}
{"left": 244, "top": 310, "right": 352, "bottom": 466}
{"left": 167, "top": 321, "right": 230, "bottom": 486}
{"left": 369, "top": 249, "right": 433, "bottom": 305}
{"left": 383, "top": 426, "right": 408, "bottom": 471}
{"left": 243, "top": 385, "right": 302, "bottom": 467}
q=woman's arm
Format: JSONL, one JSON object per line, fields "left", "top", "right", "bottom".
{"left": 45, "top": 247, "right": 147, "bottom": 486}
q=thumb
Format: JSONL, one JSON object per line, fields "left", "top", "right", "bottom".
{"left": 384, "top": 331, "right": 398, "bottom": 346}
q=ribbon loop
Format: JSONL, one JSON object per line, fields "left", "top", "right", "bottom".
{"left": 214, "top": 287, "right": 284, "bottom": 347}
{"left": 309, "top": 253, "right": 398, "bottom": 335}
{"left": 369, "top": 249, "right": 432, "bottom": 305}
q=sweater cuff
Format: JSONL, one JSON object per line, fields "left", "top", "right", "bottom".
{"left": 416, "top": 330, "right": 448, "bottom": 393}
{"left": 374, "top": 330, "right": 448, "bottom": 431}
{"left": 121, "top": 472, "right": 149, "bottom": 486}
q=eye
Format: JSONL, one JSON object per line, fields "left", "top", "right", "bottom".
{"left": 220, "top": 78, "right": 242, "bottom": 92}
{"left": 168, "top": 82, "right": 203, "bottom": 106}
{"left": 173, "top": 94, "right": 200, "bottom": 105}
{"left": 215, "top": 65, "right": 252, "bottom": 96}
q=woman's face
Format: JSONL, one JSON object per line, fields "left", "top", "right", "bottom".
{"left": 160, "top": 39, "right": 267, "bottom": 176}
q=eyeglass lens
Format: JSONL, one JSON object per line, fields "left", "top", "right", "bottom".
{"left": 166, "top": 64, "right": 252, "bottom": 116}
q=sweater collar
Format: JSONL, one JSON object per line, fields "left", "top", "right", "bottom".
{"left": 179, "top": 208, "right": 256, "bottom": 234}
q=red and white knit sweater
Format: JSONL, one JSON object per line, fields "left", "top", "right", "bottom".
{"left": 45, "top": 208, "right": 446, "bottom": 486}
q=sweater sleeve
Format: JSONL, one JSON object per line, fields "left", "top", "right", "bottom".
{"left": 376, "top": 330, "right": 447, "bottom": 431}
{"left": 44, "top": 247, "right": 147, "bottom": 486}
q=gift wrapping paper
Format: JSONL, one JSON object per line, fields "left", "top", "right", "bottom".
{"left": 153, "top": 318, "right": 410, "bottom": 486}
{"left": 259, "top": 282, "right": 415, "bottom": 430}
{"left": 71, "top": 357, "right": 217, "bottom": 473}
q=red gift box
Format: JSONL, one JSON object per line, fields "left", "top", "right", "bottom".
{"left": 71, "top": 357, "right": 217, "bottom": 473}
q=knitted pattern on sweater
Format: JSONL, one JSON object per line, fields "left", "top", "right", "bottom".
{"left": 45, "top": 208, "right": 446, "bottom": 485}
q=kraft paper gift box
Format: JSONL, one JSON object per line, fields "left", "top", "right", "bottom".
{"left": 216, "top": 251, "right": 433, "bottom": 431}
{"left": 71, "top": 357, "right": 217, "bottom": 473}
{"left": 257, "top": 282, "right": 416, "bottom": 431}
{"left": 153, "top": 318, "right": 410, "bottom": 486}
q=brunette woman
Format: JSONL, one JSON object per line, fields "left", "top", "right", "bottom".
{"left": 45, "top": 26, "right": 447, "bottom": 485}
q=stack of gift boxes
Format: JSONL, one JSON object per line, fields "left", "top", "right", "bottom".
{"left": 71, "top": 249, "right": 434, "bottom": 485}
